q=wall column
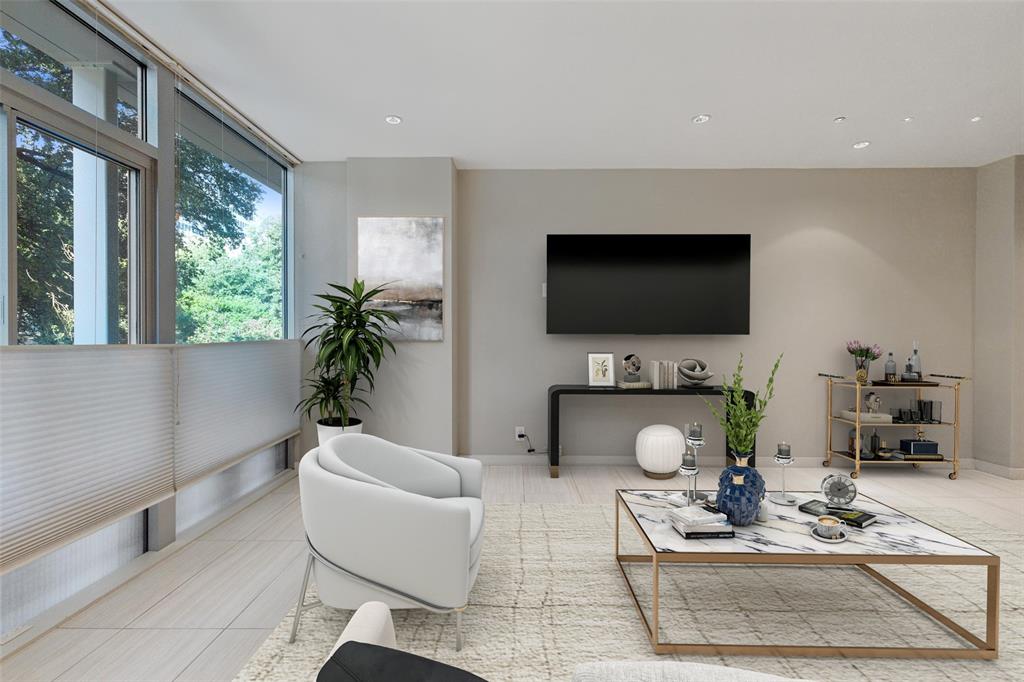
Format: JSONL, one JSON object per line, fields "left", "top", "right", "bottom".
{"left": 974, "top": 156, "right": 1024, "bottom": 478}
{"left": 346, "top": 158, "right": 458, "bottom": 453}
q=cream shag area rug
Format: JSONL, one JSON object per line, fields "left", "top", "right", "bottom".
{"left": 237, "top": 504, "right": 1022, "bottom": 682}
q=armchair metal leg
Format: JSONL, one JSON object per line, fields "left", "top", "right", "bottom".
{"left": 289, "top": 553, "right": 314, "bottom": 643}
{"left": 455, "top": 606, "right": 465, "bottom": 652}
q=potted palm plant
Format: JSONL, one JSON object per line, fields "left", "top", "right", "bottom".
{"left": 701, "top": 352, "right": 783, "bottom": 526}
{"left": 297, "top": 279, "right": 398, "bottom": 444}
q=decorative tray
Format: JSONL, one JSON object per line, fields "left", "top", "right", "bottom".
{"left": 869, "top": 380, "right": 940, "bottom": 387}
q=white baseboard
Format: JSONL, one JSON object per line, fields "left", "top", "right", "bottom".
{"left": 470, "top": 454, "right": 550, "bottom": 465}
{"left": 471, "top": 454, "right": 823, "bottom": 467}
{"left": 973, "top": 459, "right": 1024, "bottom": 480}
{"left": 0, "top": 470, "right": 297, "bottom": 658}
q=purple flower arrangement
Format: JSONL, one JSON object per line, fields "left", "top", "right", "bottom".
{"left": 846, "top": 340, "right": 882, "bottom": 361}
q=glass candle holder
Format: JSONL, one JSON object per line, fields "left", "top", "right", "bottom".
{"left": 769, "top": 442, "right": 797, "bottom": 505}
{"left": 776, "top": 442, "right": 792, "bottom": 463}
{"left": 679, "top": 423, "right": 706, "bottom": 503}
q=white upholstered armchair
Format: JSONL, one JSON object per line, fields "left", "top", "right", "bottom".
{"left": 292, "top": 434, "right": 484, "bottom": 650}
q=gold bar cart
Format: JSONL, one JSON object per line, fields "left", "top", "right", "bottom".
{"left": 822, "top": 373, "right": 965, "bottom": 479}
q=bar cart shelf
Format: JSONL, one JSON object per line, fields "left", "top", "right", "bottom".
{"left": 821, "top": 374, "right": 965, "bottom": 480}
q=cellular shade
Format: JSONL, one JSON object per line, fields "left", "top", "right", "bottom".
{"left": 173, "top": 341, "right": 300, "bottom": 487}
{"left": 0, "top": 347, "right": 174, "bottom": 574}
{"left": 0, "top": 340, "right": 301, "bottom": 574}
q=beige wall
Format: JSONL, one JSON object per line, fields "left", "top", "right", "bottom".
{"left": 974, "top": 156, "right": 1024, "bottom": 476}
{"left": 1018, "top": 157, "right": 1024, "bottom": 474}
{"left": 457, "top": 169, "right": 977, "bottom": 466}
{"left": 346, "top": 158, "right": 459, "bottom": 453}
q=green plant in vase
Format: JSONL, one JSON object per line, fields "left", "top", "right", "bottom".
{"left": 701, "top": 353, "right": 783, "bottom": 525}
{"left": 297, "top": 279, "right": 398, "bottom": 443}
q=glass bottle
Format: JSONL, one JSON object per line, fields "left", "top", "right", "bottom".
{"left": 910, "top": 341, "right": 922, "bottom": 376}
{"left": 884, "top": 352, "right": 898, "bottom": 382}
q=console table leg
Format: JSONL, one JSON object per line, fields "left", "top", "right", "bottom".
{"left": 549, "top": 393, "right": 560, "bottom": 477}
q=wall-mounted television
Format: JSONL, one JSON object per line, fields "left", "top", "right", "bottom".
{"left": 546, "top": 234, "right": 750, "bottom": 335}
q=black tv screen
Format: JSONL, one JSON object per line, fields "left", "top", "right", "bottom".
{"left": 546, "top": 234, "right": 750, "bottom": 334}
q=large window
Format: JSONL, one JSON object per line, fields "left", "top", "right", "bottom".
{"left": 0, "top": 0, "right": 142, "bottom": 136}
{"left": 174, "top": 91, "right": 286, "bottom": 343}
{"left": 2, "top": 4, "right": 291, "bottom": 347}
{"left": 15, "top": 121, "right": 134, "bottom": 344}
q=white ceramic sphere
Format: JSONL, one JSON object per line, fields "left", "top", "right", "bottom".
{"left": 635, "top": 424, "right": 686, "bottom": 477}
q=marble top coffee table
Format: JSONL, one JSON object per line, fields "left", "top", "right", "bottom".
{"left": 616, "top": 489, "right": 1000, "bottom": 659}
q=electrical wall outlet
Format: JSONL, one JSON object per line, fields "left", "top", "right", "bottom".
{"left": 515, "top": 426, "right": 527, "bottom": 441}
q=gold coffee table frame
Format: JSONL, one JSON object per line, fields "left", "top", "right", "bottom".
{"left": 615, "top": 490, "right": 1000, "bottom": 659}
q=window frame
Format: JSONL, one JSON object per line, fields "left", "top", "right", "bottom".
{"left": 1, "top": 0, "right": 148, "bottom": 140}
{"left": 1, "top": 75, "right": 157, "bottom": 345}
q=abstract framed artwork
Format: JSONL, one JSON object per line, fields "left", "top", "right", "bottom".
{"left": 356, "top": 217, "right": 444, "bottom": 341}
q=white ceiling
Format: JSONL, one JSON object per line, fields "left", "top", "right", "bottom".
{"left": 110, "top": 0, "right": 1024, "bottom": 169}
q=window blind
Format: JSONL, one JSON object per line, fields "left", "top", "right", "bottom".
{"left": 173, "top": 341, "right": 300, "bottom": 488}
{"left": 0, "top": 340, "right": 301, "bottom": 574}
{"left": 176, "top": 91, "right": 285, "bottom": 193}
{"left": 0, "top": 347, "right": 175, "bottom": 574}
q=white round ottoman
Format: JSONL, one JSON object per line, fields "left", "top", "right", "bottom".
{"left": 635, "top": 424, "right": 684, "bottom": 479}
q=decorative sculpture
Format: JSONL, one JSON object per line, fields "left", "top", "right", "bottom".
{"left": 678, "top": 358, "right": 714, "bottom": 387}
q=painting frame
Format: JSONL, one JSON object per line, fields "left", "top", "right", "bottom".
{"left": 356, "top": 216, "right": 445, "bottom": 342}
{"left": 587, "top": 352, "right": 615, "bottom": 387}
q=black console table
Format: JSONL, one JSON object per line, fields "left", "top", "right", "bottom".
{"left": 547, "top": 384, "right": 756, "bottom": 478}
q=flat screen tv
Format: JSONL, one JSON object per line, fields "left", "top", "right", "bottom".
{"left": 546, "top": 234, "right": 750, "bottom": 334}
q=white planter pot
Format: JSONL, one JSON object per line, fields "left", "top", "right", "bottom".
{"left": 317, "top": 418, "right": 363, "bottom": 445}
{"left": 636, "top": 424, "right": 685, "bottom": 479}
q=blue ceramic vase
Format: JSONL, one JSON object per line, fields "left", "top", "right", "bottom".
{"left": 716, "top": 452, "right": 765, "bottom": 526}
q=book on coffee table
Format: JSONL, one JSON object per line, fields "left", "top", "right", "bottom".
{"left": 668, "top": 506, "right": 734, "bottom": 539}
{"left": 677, "top": 529, "right": 736, "bottom": 539}
{"left": 798, "top": 499, "right": 878, "bottom": 528}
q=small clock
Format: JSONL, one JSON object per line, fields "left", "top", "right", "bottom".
{"left": 821, "top": 473, "right": 857, "bottom": 507}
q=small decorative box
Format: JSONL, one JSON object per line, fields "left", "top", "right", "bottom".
{"left": 900, "top": 438, "right": 939, "bottom": 455}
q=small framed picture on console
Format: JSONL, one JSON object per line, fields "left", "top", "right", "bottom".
{"left": 587, "top": 352, "right": 615, "bottom": 387}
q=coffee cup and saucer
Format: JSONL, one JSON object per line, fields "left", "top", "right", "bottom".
{"left": 810, "top": 515, "right": 849, "bottom": 543}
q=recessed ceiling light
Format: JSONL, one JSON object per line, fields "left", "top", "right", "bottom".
{"left": 852, "top": 140, "right": 871, "bottom": 149}
{"left": 691, "top": 113, "right": 711, "bottom": 124}
{"left": 970, "top": 115, "right": 982, "bottom": 123}
{"left": 384, "top": 114, "right": 403, "bottom": 125}
{"left": 903, "top": 116, "right": 914, "bottom": 123}
{"left": 833, "top": 116, "right": 847, "bottom": 124}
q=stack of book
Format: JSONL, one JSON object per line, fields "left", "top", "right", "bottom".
{"left": 668, "top": 506, "right": 735, "bottom": 539}
{"left": 649, "top": 361, "right": 679, "bottom": 390}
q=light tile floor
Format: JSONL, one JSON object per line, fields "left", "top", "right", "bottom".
{"left": 2, "top": 464, "right": 1021, "bottom": 681}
